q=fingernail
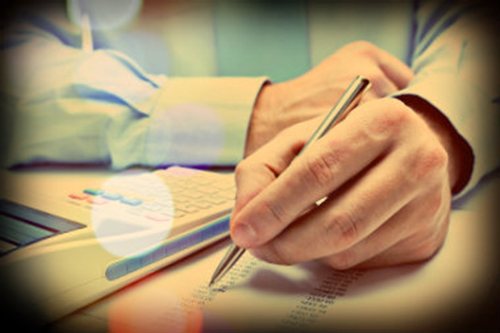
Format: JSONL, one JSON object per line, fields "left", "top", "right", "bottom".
{"left": 232, "top": 223, "right": 257, "bottom": 248}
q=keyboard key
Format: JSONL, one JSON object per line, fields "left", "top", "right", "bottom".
{"left": 120, "top": 197, "right": 143, "bottom": 206}
{"left": 101, "top": 191, "right": 122, "bottom": 200}
{"left": 69, "top": 193, "right": 89, "bottom": 200}
{"left": 83, "top": 188, "right": 101, "bottom": 196}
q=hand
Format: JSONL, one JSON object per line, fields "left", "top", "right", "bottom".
{"left": 245, "top": 41, "right": 414, "bottom": 155}
{"left": 231, "top": 97, "right": 463, "bottom": 270}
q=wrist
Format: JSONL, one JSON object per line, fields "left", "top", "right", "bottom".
{"left": 395, "top": 94, "right": 473, "bottom": 194}
{"left": 246, "top": 82, "right": 284, "bottom": 156}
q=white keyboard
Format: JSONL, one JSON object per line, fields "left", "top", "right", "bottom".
{"left": 65, "top": 166, "right": 236, "bottom": 279}
{"left": 0, "top": 166, "right": 236, "bottom": 320}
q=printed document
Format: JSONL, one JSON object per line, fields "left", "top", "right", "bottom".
{"left": 52, "top": 202, "right": 499, "bottom": 332}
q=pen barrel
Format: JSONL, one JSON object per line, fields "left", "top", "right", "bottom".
{"left": 301, "top": 76, "right": 371, "bottom": 153}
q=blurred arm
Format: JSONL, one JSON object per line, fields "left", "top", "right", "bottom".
{"left": 0, "top": 5, "right": 266, "bottom": 169}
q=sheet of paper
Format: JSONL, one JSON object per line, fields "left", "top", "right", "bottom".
{"left": 51, "top": 197, "right": 499, "bottom": 333}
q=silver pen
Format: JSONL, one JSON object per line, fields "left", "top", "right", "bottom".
{"left": 208, "top": 75, "right": 371, "bottom": 287}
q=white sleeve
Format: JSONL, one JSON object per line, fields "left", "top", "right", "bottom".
{"left": 395, "top": 1, "right": 500, "bottom": 195}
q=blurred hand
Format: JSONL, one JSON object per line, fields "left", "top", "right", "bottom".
{"left": 245, "top": 41, "right": 413, "bottom": 155}
{"left": 231, "top": 97, "right": 462, "bottom": 270}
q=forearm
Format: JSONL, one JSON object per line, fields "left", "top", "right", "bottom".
{"left": 2, "top": 8, "right": 267, "bottom": 168}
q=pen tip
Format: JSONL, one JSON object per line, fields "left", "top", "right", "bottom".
{"left": 208, "top": 275, "right": 217, "bottom": 288}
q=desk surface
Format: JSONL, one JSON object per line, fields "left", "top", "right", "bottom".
{"left": 2, "top": 168, "right": 499, "bottom": 332}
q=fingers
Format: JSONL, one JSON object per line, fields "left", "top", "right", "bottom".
{"left": 320, "top": 186, "right": 450, "bottom": 269}
{"left": 251, "top": 181, "right": 450, "bottom": 269}
{"left": 248, "top": 146, "right": 418, "bottom": 265}
{"left": 230, "top": 99, "right": 405, "bottom": 249}
{"left": 354, "top": 213, "right": 449, "bottom": 269}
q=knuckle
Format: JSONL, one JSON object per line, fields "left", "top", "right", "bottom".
{"left": 302, "top": 148, "right": 342, "bottom": 188}
{"left": 234, "top": 159, "right": 251, "bottom": 181}
{"left": 424, "top": 144, "right": 448, "bottom": 171}
{"left": 368, "top": 100, "right": 412, "bottom": 136}
{"left": 321, "top": 211, "right": 360, "bottom": 250}
{"left": 413, "top": 145, "right": 448, "bottom": 181}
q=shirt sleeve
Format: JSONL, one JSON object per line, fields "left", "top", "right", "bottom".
{"left": 394, "top": 1, "right": 500, "bottom": 196}
{"left": 1, "top": 8, "right": 267, "bottom": 170}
